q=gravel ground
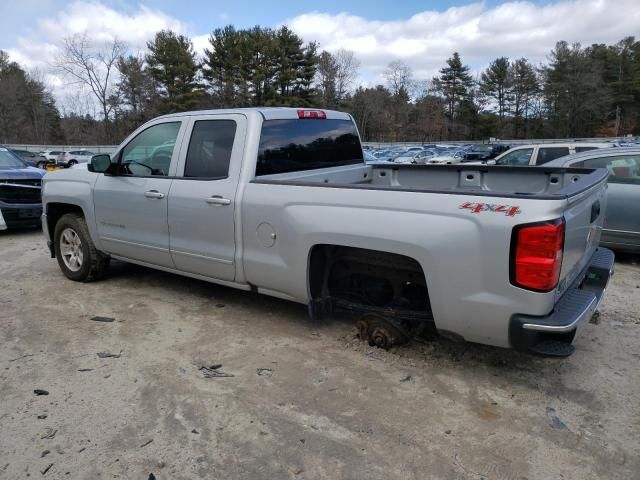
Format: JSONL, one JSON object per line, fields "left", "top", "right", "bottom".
{"left": 1, "top": 229, "right": 639, "bottom": 480}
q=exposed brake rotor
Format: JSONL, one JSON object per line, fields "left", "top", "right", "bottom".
{"left": 356, "top": 313, "right": 410, "bottom": 350}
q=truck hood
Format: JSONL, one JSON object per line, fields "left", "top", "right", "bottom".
{"left": 0, "top": 166, "right": 44, "bottom": 181}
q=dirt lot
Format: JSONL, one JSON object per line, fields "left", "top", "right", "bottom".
{"left": 1, "top": 230, "right": 639, "bottom": 480}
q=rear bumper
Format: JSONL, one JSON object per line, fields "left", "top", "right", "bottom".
{"left": 509, "top": 248, "right": 614, "bottom": 353}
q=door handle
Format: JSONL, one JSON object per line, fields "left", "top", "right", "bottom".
{"left": 206, "top": 195, "right": 231, "bottom": 206}
{"left": 144, "top": 190, "right": 165, "bottom": 199}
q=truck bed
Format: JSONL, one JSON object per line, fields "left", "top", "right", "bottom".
{"left": 253, "top": 163, "right": 609, "bottom": 200}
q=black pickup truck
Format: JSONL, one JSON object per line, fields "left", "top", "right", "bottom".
{"left": 462, "top": 143, "right": 510, "bottom": 162}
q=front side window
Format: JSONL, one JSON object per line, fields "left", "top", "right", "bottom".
{"left": 496, "top": 148, "right": 533, "bottom": 166}
{"left": 583, "top": 155, "right": 640, "bottom": 185}
{"left": 257, "top": 119, "right": 363, "bottom": 176}
{"left": 536, "top": 147, "right": 570, "bottom": 165}
{"left": 120, "top": 122, "right": 181, "bottom": 176}
{"left": 184, "top": 120, "right": 237, "bottom": 178}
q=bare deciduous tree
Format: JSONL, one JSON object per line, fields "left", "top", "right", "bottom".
{"left": 56, "top": 32, "right": 127, "bottom": 124}
{"left": 383, "top": 60, "right": 413, "bottom": 96}
{"left": 334, "top": 49, "right": 360, "bottom": 101}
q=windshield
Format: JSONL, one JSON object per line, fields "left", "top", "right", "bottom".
{"left": 257, "top": 119, "right": 363, "bottom": 176}
{"left": 0, "top": 148, "right": 26, "bottom": 168}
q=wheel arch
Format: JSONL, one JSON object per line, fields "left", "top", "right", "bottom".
{"left": 46, "top": 203, "right": 87, "bottom": 243}
{"left": 306, "top": 243, "right": 432, "bottom": 312}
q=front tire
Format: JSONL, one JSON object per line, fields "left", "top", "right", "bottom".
{"left": 67, "top": 160, "right": 77, "bottom": 167}
{"left": 54, "top": 213, "right": 109, "bottom": 282}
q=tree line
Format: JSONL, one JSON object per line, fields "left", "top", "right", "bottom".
{"left": 0, "top": 26, "right": 638, "bottom": 146}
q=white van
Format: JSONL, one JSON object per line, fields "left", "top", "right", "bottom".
{"left": 492, "top": 143, "right": 612, "bottom": 166}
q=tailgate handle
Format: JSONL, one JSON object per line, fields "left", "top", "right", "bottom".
{"left": 590, "top": 201, "right": 601, "bottom": 223}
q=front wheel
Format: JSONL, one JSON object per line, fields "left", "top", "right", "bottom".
{"left": 67, "top": 160, "right": 77, "bottom": 167}
{"left": 54, "top": 213, "right": 109, "bottom": 281}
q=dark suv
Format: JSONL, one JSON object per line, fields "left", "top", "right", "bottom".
{"left": 461, "top": 144, "right": 510, "bottom": 162}
{"left": 0, "top": 146, "right": 44, "bottom": 230}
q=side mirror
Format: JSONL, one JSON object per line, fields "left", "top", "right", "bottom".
{"left": 88, "top": 154, "right": 112, "bottom": 173}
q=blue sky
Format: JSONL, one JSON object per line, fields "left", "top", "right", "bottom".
{"left": 1, "top": 0, "right": 638, "bottom": 112}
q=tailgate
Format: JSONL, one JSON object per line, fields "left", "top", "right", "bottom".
{"left": 556, "top": 178, "right": 608, "bottom": 298}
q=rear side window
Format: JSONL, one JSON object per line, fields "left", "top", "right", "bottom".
{"left": 536, "top": 147, "right": 570, "bottom": 165}
{"left": 496, "top": 148, "right": 533, "bottom": 166}
{"left": 256, "top": 119, "right": 363, "bottom": 176}
{"left": 583, "top": 155, "right": 640, "bottom": 185}
{"left": 184, "top": 120, "right": 237, "bottom": 178}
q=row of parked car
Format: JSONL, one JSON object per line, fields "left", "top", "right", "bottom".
{"left": 11, "top": 148, "right": 98, "bottom": 169}
{"left": 364, "top": 139, "right": 640, "bottom": 166}
{"left": 363, "top": 143, "right": 510, "bottom": 165}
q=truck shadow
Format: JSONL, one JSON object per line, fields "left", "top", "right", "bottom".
{"left": 612, "top": 251, "right": 640, "bottom": 265}
{"left": 106, "top": 260, "right": 553, "bottom": 376}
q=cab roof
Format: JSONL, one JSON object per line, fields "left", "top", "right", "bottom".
{"left": 155, "top": 107, "right": 352, "bottom": 121}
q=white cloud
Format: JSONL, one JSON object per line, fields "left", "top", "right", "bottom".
{"left": 5, "top": 0, "right": 640, "bottom": 110}
{"left": 6, "top": 1, "right": 189, "bottom": 112}
{"left": 286, "top": 0, "right": 640, "bottom": 84}
{"left": 192, "top": 34, "right": 211, "bottom": 56}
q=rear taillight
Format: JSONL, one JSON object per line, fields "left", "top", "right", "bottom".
{"left": 511, "top": 219, "right": 565, "bottom": 292}
{"left": 297, "top": 109, "right": 326, "bottom": 119}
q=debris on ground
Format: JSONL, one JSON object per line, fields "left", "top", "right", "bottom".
{"left": 216, "top": 304, "right": 225, "bottom": 308}
{"left": 148, "top": 473, "right": 157, "bottom": 480}
{"left": 400, "top": 375, "right": 412, "bottom": 382}
{"left": 33, "top": 389, "right": 49, "bottom": 396}
{"left": 9, "top": 353, "right": 34, "bottom": 362}
{"left": 40, "top": 463, "right": 53, "bottom": 475}
{"left": 191, "top": 429, "right": 199, "bottom": 434}
{"left": 96, "top": 351, "right": 122, "bottom": 359}
{"left": 199, "top": 365, "right": 233, "bottom": 378}
{"left": 90, "top": 316, "right": 115, "bottom": 323}
{"left": 37, "top": 415, "right": 47, "bottom": 420}
{"left": 590, "top": 311, "right": 601, "bottom": 325}
{"left": 40, "top": 450, "right": 50, "bottom": 458}
{"left": 140, "top": 439, "right": 153, "bottom": 448}
{"left": 77, "top": 368, "right": 93, "bottom": 372}
{"left": 40, "top": 428, "right": 57, "bottom": 440}
{"left": 546, "top": 407, "right": 568, "bottom": 431}
{"left": 256, "top": 368, "right": 273, "bottom": 377}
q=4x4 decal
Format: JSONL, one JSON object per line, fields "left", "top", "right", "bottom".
{"left": 459, "top": 201, "right": 521, "bottom": 217}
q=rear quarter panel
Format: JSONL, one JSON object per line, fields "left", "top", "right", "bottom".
{"left": 241, "top": 182, "right": 569, "bottom": 348}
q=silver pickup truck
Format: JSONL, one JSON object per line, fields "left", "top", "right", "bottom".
{"left": 41, "top": 108, "right": 614, "bottom": 356}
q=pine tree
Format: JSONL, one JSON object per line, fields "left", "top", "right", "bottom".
{"left": 510, "top": 58, "right": 539, "bottom": 138}
{"left": 146, "top": 30, "right": 202, "bottom": 113}
{"left": 433, "top": 52, "right": 474, "bottom": 121}
{"left": 480, "top": 57, "right": 511, "bottom": 131}
{"left": 316, "top": 51, "right": 338, "bottom": 107}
